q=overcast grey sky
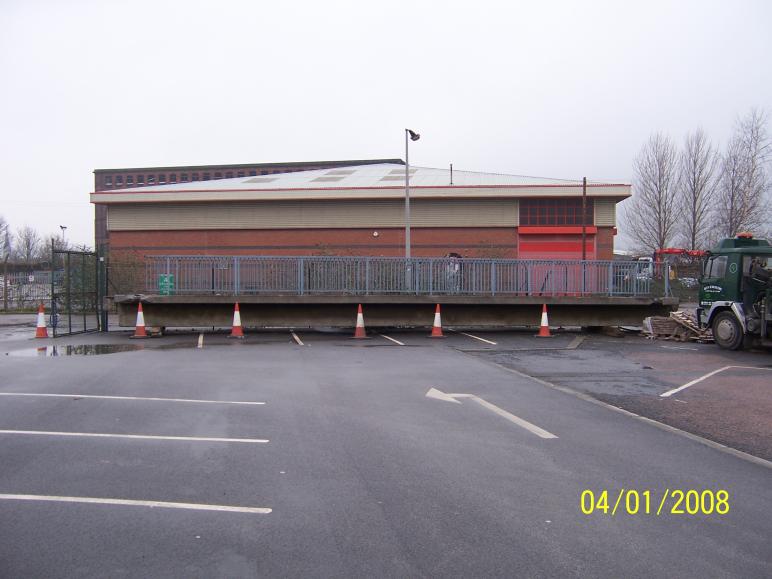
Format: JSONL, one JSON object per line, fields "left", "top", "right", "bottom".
{"left": 1, "top": 0, "right": 770, "bottom": 248}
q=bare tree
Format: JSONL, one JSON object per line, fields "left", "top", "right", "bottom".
{"left": 13, "top": 225, "right": 43, "bottom": 265}
{"left": 679, "top": 129, "right": 718, "bottom": 250}
{"left": 715, "top": 109, "right": 770, "bottom": 237}
{"left": 0, "top": 216, "right": 10, "bottom": 260}
{"left": 625, "top": 133, "right": 680, "bottom": 252}
{"left": 45, "top": 233, "right": 70, "bottom": 253}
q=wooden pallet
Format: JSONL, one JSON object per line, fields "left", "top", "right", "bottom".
{"left": 643, "top": 313, "right": 714, "bottom": 342}
{"left": 670, "top": 311, "right": 714, "bottom": 343}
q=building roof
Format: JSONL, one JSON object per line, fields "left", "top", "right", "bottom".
{"left": 93, "top": 158, "right": 404, "bottom": 174}
{"left": 91, "top": 163, "right": 631, "bottom": 204}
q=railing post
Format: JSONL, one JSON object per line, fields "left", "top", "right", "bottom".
{"left": 491, "top": 261, "right": 496, "bottom": 296}
{"left": 607, "top": 261, "right": 614, "bottom": 296}
{"left": 233, "top": 257, "right": 240, "bottom": 295}
{"left": 298, "top": 257, "right": 304, "bottom": 295}
{"left": 428, "top": 259, "right": 433, "bottom": 295}
{"left": 365, "top": 258, "right": 370, "bottom": 294}
{"left": 526, "top": 262, "right": 531, "bottom": 296}
{"left": 664, "top": 263, "right": 671, "bottom": 297}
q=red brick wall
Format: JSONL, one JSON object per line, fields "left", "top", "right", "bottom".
{"left": 109, "top": 227, "right": 520, "bottom": 259}
{"left": 596, "top": 227, "right": 615, "bottom": 260}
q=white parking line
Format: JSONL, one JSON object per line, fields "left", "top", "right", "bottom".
{"left": 0, "top": 430, "right": 269, "bottom": 444}
{"left": 660, "top": 345, "right": 698, "bottom": 351}
{"left": 197, "top": 333, "right": 204, "bottom": 348}
{"left": 0, "top": 494, "right": 271, "bottom": 514}
{"left": 0, "top": 393, "right": 265, "bottom": 405}
{"left": 660, "top": 365, "right": 772, "bottom": 398}
{"left": 290, "top": 331, "right": 304, "bottom": 346}
{"left": 455, "top": 331, "right": 497, "bottom": 345}
{"left": 379, "top": 334, "right": 405, "bottom": 346}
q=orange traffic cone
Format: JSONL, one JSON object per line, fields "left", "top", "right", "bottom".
{"left": 428, "top": 304, "right": 445, "bottom": 338}
{"left": 228, "top": 302, "right": 245, "bottom": 339}
{"left": 353, "top": 304, "right": 368, "bottom": 339}
{"left": 35, "top": 303, "right": 48, "bottom": 339}
{"left": 131, "top": 303, "right": 148, "bottom": 339}
{"left": 535, "top": 304, "right": 552, "bottom": 337}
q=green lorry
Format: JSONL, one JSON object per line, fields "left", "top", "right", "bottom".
{"left": 697, "top": 234, "right": 772, "bottom": 350}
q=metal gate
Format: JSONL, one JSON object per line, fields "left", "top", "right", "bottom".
{"left": 50, "top": 248, "right": 101, "bottom": 336}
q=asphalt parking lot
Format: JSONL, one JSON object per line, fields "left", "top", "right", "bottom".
{"left": 1, "top": 318, "right": 771, "bottom": 577}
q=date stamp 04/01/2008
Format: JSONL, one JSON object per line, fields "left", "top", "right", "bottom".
{"left": 580, "top": 489, "right": 730, "bottom": 517}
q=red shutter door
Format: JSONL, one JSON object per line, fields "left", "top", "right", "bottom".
{"left": 518, "top": 233, "right": 596, "bottom": 260}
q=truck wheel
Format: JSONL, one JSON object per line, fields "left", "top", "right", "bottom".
{"left": 712, "top": 311, "right": 744, "bottom": 350}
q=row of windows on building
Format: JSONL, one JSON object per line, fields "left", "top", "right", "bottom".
{"left": 519, "top": 198, "right": 594, "bottom": 226}
{"left": 101, "top": 168, "right": 295, "bottom": 188}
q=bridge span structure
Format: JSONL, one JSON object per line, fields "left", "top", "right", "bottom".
{"left": 113, "top": 255, "right": 677, "bottom": 329}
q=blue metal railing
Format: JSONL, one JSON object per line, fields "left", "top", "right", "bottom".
{"left": 143, "top": 256, "right": 666, "bottom": 297}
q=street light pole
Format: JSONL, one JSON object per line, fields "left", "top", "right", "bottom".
{"left": 404, "top": 129, "right": 420, "bottom": 291}
{"left": 405, "top": 129, "right": 410, "bottom": 260}
{"left": 59, "top": 225, "right": 67, "bottom": 250}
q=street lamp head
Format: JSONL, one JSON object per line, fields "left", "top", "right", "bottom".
{"left": 406, "top": 129, "right": 420, "bottom": 141}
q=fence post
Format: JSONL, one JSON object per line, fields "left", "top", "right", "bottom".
{"left": 81, "top": 252, "right": 87, "bottom": 331}
{"left": 100, "top": 253, "right": 108, "bottom": 332}
{"left": 233, "top": 257, "right": 240, "bottom": 295}
{"left": 607, "top": 262, "right": 613, "bottom": 296}
{"left": 665, "top": 263, "right": 671, "bottom": 297}
{"left": 163, "top": 257, "right": 170, "bottom": 296}
{"left": 526, "top": 262, "right": 532, "bottom": 296}
{"left": 298, "top": 257, "right": 304, "bottom": 295}
{"left": 66, "top": 252, "right": 72, "bottom": 334}
{"left": 2, "top": 257, "right": 7, "bottom": 312}
{"left": 491, "top": 261, "right": 496, "bottom": 296}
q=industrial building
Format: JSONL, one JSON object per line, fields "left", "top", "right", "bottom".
{"left": 91, "top": 162, "right": 630, "bottom": 261}
{"left": 93, "top": 159, "right": 402, "bottom": 252}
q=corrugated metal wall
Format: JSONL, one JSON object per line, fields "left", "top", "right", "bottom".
{"left": 108, "top": 199, "right": 520, "bottom": 231}
{"left": 594, "top": 199, "right": 616, "bottom": 226}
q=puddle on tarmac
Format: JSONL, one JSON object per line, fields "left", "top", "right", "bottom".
{"left": 8, "top": 344, "right": 146, "bottom": 357}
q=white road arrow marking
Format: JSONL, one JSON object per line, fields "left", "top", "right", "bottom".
{"left": 426, "top": 387, "right": 462, "bottom": 404}
{"left": 425, "top": 388, "right": 557, "bottom": 439}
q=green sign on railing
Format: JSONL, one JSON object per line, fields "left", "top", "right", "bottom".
{"left": 158, "top": 274, "right": 175, "bottom": 295}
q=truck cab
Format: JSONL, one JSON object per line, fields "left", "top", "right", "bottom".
{"left": 697, "top": 234, "right": 772, "bottom": 350}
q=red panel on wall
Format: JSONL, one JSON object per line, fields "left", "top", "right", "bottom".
{"left": 518, "top": 234, "right": 596, "bottom": 260}
{"left": 518, "top": 226, "right": 598, "bottom": 235}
